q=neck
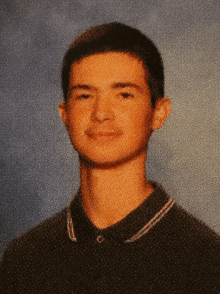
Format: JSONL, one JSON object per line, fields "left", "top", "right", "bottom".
{"left": 79, "top": 152, "right": 153, "bottom": 229}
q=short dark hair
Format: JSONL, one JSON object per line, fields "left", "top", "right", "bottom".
{"left": 61, "top": 22, "right": 164, "bottom": 107}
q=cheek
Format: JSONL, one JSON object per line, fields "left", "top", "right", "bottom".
{"left": 66, "top": 107, "right": 88, "bottom": 133}
{"left": 122, "top": 107, "right": 152, "bottom": 131}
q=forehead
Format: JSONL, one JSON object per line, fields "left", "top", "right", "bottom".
{"left": 69, "top": 52, "right": 148, "bottom": 87}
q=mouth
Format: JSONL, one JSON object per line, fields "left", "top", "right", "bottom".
{"left": 86, "top": 130, "right": 122, "bottom": 140}
{"left": 89, "top": 132, "right": 120, "bottom": 139}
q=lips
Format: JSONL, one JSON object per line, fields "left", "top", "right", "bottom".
{"left": 85, "top": 129, "right": 122, "bottom": 139}
{"left": 93, "top": 133, "right": 119, "bottom": 140}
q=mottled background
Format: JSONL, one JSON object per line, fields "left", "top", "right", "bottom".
{"left": 1, "top": 0, "right": 219, "bottom": 259}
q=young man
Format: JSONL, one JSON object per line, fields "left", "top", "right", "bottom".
{"left": 1, "top": 22, "right": 220, "bottom": 293}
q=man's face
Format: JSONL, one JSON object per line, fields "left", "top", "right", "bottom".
{"left": 59, "top": 52, "right": 169, "bottom": 167}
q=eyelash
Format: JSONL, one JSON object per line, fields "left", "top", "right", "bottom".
{"left": 77, "top": 94, "right": 91, "bottom": 99}
{"left": 120, "top": 92, "right": 133, "bottom": 98}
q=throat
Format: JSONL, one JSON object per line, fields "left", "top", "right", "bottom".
{"left": 79, "top": 150, "right": 152, "bottom": 229}
{"left": 81, "top": 182, "right": 153, "bottom": 230}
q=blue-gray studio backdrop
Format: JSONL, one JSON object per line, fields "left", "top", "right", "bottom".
{"left": 1, "top": 0, "right": 220, "bottom": 259}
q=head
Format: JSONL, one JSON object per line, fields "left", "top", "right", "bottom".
{"left": 61, "top": 22, "right": 164, "bottom": 108}
{"left": 59, "top": 23, "right": 171, "bottom": 168}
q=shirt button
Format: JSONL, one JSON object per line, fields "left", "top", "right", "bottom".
{"left": 96, "top": 235, "right": 105, "bottom": 243}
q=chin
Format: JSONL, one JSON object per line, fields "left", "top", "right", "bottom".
{"left": 80, "top": 157, "right": 125, "bottom": 170}
{"left": 78, "top": 147, "right": 146, "bottom": 170}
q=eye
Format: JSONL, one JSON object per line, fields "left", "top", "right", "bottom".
{"left": 121, "top": 92, "right": 133, "bottom": 99}
{"left": 78, "top": 94, "right": 91, "bottom": 99}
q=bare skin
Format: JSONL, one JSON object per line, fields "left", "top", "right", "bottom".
{"left": 79, "top": 151, "right": 153, "bottom": 229}
{"left": 59, "top": 52, "right": 171, "bottom": 229}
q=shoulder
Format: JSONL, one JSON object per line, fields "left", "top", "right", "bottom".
{"left": 150, "top": 182, "right": 220, "bottom": 247}
{"left": 149, "top": 182, "right": 220, "bottom": 245}
{"left": 155, "top": 203, "right": 220, "bottom": 269}
{"left": 0, "top": 208, "right": 74, "bottom": 293}
{"left": 1, "top": 207, "right": 69, "bottom": 272}
{"left": 145, "top": 200, "right": 220, "bottom": 291}
{"left": 8, "top": 207, "right": 68, "bottom": 253}
{"left": 165, "top": 203, "right": 220, "bottom": 244}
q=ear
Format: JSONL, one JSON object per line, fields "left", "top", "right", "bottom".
{"left": 58, "top": 102, "right": 68, "bottom": 125}
{"left": 152, "top": 97, "right": 172, "bottom": 131}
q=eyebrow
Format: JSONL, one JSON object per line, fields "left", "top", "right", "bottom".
{"left": 111, "top": 82, "right": 142, "bottom": 91}
{"left": 68, "top": 84, "right": 97, "bottom": 93}
{"left": 68, "top": 82, "right": 144, "bottom": 94}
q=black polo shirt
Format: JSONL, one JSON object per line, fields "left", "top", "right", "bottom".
{"left": 67, "top": 182, "right": 175, "bottom": 245}
{"left": 1, "top": 182, "right": 220, "bottom": 293}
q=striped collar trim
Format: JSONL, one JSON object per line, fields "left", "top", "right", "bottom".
{"left": 67, "top": 206, "right": 77, "bottom": 242}
{"left": 67, "top": 192, "right": 175, "bottom": 243}
{"left": 124, "top": 197, "right": 175, "bottom": 243}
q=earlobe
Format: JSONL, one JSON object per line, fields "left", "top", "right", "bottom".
{"left": 58, "top": 102, "right": 67, "bottom": 124}
{"left": 152, "top": 97, "right": 172, "bottom": 131}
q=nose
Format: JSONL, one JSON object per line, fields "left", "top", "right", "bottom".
{"left": 91, "top": 95, "right": 115, "bottom": 122}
